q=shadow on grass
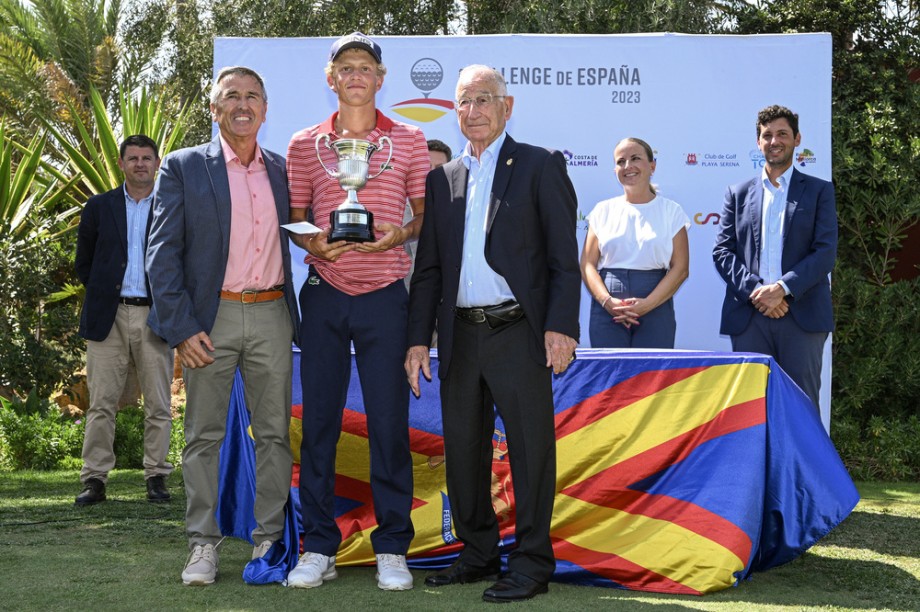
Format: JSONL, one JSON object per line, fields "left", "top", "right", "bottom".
{"left": 715, "top": 551, "right": 920, "bottom": 610}
{"left": 821, "top": 510, "right": 920, "bottom": 559}
{"left": 544, "top": 550, "right": 920, "bottom": 611}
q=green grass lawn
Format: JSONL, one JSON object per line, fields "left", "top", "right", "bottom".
{"left": 0, "top": 471, "right": 917, "bottom": 611}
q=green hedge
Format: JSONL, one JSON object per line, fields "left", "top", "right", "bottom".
{"left": 0, "top": 397, "right": 185, "bottom": 472}
{"left": 830, "top": 271, "right": 920, "bottom": 480}
{"left": 0, "top": 393, "right": 83, "bottom": 470}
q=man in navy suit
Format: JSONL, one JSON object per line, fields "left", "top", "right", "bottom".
{"left": 713, "top": 105, "right": 837, "bottom": 409}
{"left": 146, "top": 66, "right": 300, "bottom": 586}
{"left": 75, "top": 135, "right": 174, "bottom": 507}
{"left": 405, "top": 65, "right": 580, "bottom": 603}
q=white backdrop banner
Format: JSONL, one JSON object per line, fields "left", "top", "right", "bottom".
{"left": 214, "top": 33, "right": 833, "bottom": 422}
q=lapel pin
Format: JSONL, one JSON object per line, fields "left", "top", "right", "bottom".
{"left": 506, "top": 158, "right": 513, "bottom": 166}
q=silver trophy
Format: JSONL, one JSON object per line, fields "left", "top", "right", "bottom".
{"left": 315, "top": 135, "right": 393, "bottom": 243}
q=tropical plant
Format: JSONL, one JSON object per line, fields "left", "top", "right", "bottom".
{"left": 0, "top": 124, "right": 83, "bottom": 400}
{"left": 0, "top": 122, "right": 80, "bottom": 245}
{"left": 0, "top": 0, "right": 126, "bottom": 138}
{"left": 45, "top": 85, "right": 194, "bottom": 198}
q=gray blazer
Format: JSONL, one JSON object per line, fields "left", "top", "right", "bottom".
{"left": 146, "top": 135, "right": 300, "bottom": 348}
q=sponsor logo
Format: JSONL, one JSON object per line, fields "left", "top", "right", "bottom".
{"left": 562, "top": 150, "right": 599, "bottom": 168}
{"left": 685, "top": 152, "right": 741, "bottom": 169}
{"left": 748, "top": 148, "right": 817, "bottom": 168}
{"left": 390, "top": 58, "right": 454, "bottom": 123}
{"left": 797, "top": 148, "right": 817, "bottom": 166}
{"left": 694, "top": 212, "right": 721, "bottom": 225}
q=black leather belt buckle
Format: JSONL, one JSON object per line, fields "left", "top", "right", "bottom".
{"left": 455, "top": 308, "right": 485, "bottom": 324}
{"left": 455, "top": 301, "right": 524, "bottom": 329}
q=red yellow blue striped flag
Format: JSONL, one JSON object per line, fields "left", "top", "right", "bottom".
{"left": 221, "top": 349, "right": 858, "bottom": 594}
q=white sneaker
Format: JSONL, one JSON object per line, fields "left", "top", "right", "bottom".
{"left": 376, "top": 553, "right": 413, "bottom": 590}
{"left": 287, "top": 552, "right": 337, "bottom": 588}
{"left": 252, "top": 540, "right": 274, "bottom": 560}
{"left": 182, "top": 543, "right": 218, "bottom": 586}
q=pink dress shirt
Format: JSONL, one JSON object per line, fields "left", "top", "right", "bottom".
{"left": 219, "top": 135, "right": 285, "bottom": 292}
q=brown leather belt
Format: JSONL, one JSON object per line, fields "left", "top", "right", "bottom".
{"left": 455, "top": 301, "right": 524, "bottom": 329}
{"left": 219, "top": 287, "right": 284, "bottom": 303}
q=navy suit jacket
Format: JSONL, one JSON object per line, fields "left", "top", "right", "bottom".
{"left": 75, "top": 185, "right": 153, "bottom": 342}
{"left": 713, "top": 167, "right": 837, "bottom": 335}
{"left": 407, "top": 135, "right": 581, "bottom": 376}
{"left": 146, "top": 136, "right": 300, "bottom": 348}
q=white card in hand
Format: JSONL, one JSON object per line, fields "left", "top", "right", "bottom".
{"left": 281, "top": 221, "right": 322, "bottom": 235}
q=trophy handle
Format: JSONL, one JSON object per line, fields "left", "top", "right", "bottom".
{"left": 367, "top": 136, "right": 393, "bottom": 180}
{"left": 315, "top": 133, "right": 336, "bottom": 177}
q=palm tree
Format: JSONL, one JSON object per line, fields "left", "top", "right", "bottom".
{"left": 0, "top": 0, "right": 129, "bottom": 140}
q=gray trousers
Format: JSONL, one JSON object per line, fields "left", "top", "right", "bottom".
{"left": 183, "top": 297, "right": 293, "bottom": 548}
{"left": 732, "top": 313, "right": 828, "bottom": 410}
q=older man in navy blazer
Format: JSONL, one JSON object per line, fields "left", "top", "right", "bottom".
{"left": 406, "top": 65, "right": 580, "bottom": 603}
{"left": 146, "top": 66, "right": 299, "bottom": 586}
{"left": 75, "top": 135, "right": 174, "bottom": 507}
{"left": 713, "top": 105, "right": 837, "bottom": 409}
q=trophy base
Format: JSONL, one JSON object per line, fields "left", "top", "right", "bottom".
{"left": 329, "top": 226, "right": 376, "bottom": 243}
{"left": 329, "top": 208, "right": 375, "bottom": 243}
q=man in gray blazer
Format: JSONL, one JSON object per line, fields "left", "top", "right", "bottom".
{"left": 146, "top": 66, "right": 300, "bottom": 586}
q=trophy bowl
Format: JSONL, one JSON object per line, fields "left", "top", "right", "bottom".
{"left": 315, "top": 135, "right": 393, "bottom": 243}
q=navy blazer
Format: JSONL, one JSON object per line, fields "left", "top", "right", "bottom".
{"left": 146, "top": 136, "right": 300, "bottom": 348}
{"left": 713, "top": 167, "right": 837, "bottom": 335}
{"left": 407, "top": 135, "right": 581, "bottom": 376}
{"left": 75, "top": 185, "right": 152, "bottom": 342}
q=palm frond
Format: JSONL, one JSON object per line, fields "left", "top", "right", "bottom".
{"left": 0, "top": 35, "right": 59, "bottom": 131}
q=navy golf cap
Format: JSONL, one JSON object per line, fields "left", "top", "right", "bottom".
{"left": 329, "top": 32, "right": 382, "bottom": 63}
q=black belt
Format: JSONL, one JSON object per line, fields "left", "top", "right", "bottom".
{"left": 119, "top": 297, "right": 150, "bottom": 306}
{"left": 455, "top": 301, "right": 524, "bottom": 329}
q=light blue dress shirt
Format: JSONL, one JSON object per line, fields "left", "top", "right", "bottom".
{"left": 758, "top": 164, "right": 795, "bottom": 295}
{"left": 456, "top": 132, "right": 516, "bottom": 308}
{"left": 121, "top": 186, "right": 152, "bottom": 298}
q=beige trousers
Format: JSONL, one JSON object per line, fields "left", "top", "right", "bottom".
{"left": 183, "top": 297, "right": 293, "bottom": 548}
{"left": 82, "top": 304, "right": 174, "bottom": 483}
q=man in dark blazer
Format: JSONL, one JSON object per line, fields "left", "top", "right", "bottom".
{"left": 713, "top": 105, "right": 837, "bottom": 409}
{"left": 75, "top": 135, "right": 174, "bottom": 506}
{"left": 146, "top": 66, "right": 299, "bottom": 586}
{"left": 405, "top": 64, "right": 580, "bottom": 603}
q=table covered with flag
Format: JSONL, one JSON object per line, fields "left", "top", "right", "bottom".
{"left": 216, "top": 349, "right": 858, "bottom": 594}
